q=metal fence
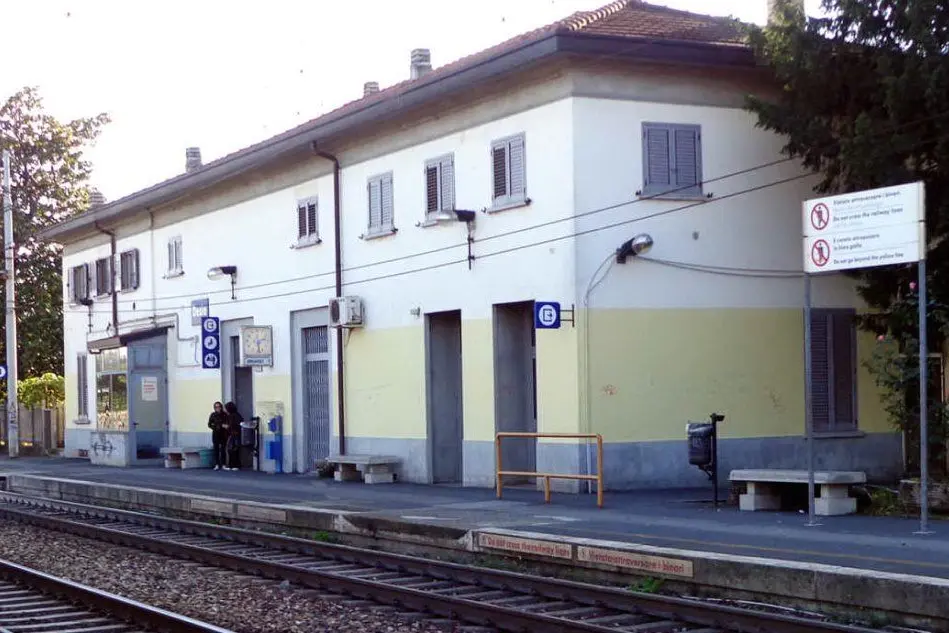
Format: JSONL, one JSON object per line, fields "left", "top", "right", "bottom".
{"left": 0, "top": 405, "right": 66, "bottom": 455}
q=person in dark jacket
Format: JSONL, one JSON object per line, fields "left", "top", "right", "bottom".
{"left": 224, "top": 401, "right": 243, "bottom": 471}
{"left": 207, "top": 401, "right": 228, "bottom": 471}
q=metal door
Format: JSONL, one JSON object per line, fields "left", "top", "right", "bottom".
{"left": 302, "top": 326, "right": 331, "bottom": 467}
{"left": 127, "top": 337, "right": 168, "bottom": 457}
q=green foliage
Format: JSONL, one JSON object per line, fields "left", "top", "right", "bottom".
{"left": 0, "top": 87, "right": 110, "bottom": 376}
{"left": 862, "top": 282, "right": 949, "bottom": 477}
{"left": 746, "top": 1, "right": 949, "bottom": 477}
{"left": 17, "top": 373, "right": 65, "bottom": 409}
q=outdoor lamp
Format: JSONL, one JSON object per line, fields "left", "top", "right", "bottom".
{"left": 615, "top": 233, "right": 654, "bottom": 264}
{"left": 207, "top": 265, "right": 238, "bottom": 300}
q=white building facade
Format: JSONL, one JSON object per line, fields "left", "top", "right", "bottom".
{"left": 45, "top": 1, "right": 901, "bottom": 488}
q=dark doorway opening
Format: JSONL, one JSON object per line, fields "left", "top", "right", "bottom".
{"left": 426, "top": 310, "right": 464, "bottom": 484}
{"left": 493, "top": 301, "right": 537, "bottom": 484}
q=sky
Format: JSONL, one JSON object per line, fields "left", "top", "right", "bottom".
{"left": 1, "top": 0, "right": 825, "bottom": 202}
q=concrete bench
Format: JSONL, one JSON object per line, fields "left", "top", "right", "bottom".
{"left": 160, "top": 446, "right": 213, "bottom": 470}
{"left": 325, "top": 455, "right": 400, "bottom": 484}
{"left": 729, "top": 469, "right": 866, "bottom": 516}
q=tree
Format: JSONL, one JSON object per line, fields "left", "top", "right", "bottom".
{"left": 745, "top": 1, "right": 949, "bottom": 477}
{"left": 0, "top": 87, "right": 110, "bottom": 376}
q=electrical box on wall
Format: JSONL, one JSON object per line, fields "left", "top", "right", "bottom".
{"left": 329, "top": 296, "right": 364, "bottom": 328}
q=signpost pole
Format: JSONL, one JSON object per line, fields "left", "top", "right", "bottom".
{"left": 917, "top": 258, "right": 931, "bottom": 535}
{"left": 2, "top": 150, "right": 17, "bottom": 459}
{"left": 803, "top": 272, "right": 817, "bottom": 526}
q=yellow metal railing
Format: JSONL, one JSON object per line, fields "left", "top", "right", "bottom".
{"left": 495, "top": 432, "right": 604, "bottom": 508}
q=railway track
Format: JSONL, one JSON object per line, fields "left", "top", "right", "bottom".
{"left": 0, "top": 491, "right": 885, "bottom": 633}
{"left": 0, "top": 554, "right": 232, "bottom": 632}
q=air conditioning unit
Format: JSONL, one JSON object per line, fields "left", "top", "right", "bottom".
{"left": 329, "top": 296, "right": 364, "bottom": 328}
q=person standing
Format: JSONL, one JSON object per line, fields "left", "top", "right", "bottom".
{"left": 224, "top": 401, "right": 243, "bottom": 471}
{"left": 207, "top": 402, "right": 228, "bottom": 471}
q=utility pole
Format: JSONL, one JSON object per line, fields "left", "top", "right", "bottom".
{"left": 2, "top": 149, "right": 18, "bottom": 458}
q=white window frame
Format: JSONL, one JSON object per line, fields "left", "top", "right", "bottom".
{"left": 119, "top": 249, "right": 140, "bottom": 292}
{"left": 489, "top": 132, "right": 528, "bottom": 212}
{"left": 363, "top": 172, "right": 396, "bottom": 240}
{"left": 166, "top": 236, "right": 183, "bottom": 277}
{"left": 295, "top": 196, "right": 320, "bottom": 247}
{"left": 424, "top": 154, "right": 455, "bottom": 219}
{"left": 94, "top": 256, "right": 113, "bottom": 297}
{"left": 69, "top": 264, "right": 90, "bottom": 305}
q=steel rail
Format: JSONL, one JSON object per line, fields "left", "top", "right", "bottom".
{"left": 0, "top": 556, "right": 233, "bottom": 633}
{"left": 0, "top": 492, "right": 883, "bottom": 633}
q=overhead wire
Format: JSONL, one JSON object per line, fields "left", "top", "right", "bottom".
{"left": 55, "top": 168, "right": 867, "bottom": 316}
{"left": 55, "top": 107, "right": 949, "bottom": 314}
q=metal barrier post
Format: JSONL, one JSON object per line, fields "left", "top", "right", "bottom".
{"left": 495, "top": 432, "right": 604, "bottom": 508}
{"left": 495, "top": 435, "right": 503, "bottom": 500}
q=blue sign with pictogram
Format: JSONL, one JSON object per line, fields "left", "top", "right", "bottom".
{"left": 201, "top": 317, "right": 221, "bottom": 369}
{"left": 534, "top": 301, "right": 562, "bottom": 329}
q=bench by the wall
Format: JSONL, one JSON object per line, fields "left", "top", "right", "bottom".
{"left": 729, "top": 469, "right": 867, "bottom": 516}
{"left": 160, "top": 446, "right": 213, "bottom": 470}
{"left": 325, "top": 455, "right": 400, "bottom": 484}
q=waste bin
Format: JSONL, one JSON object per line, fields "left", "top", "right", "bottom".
{"left": 686, "top": 422, "right": 714, "bottom": 467}
{"left": 240, "top": 419, "right": 258, "bottom": 447}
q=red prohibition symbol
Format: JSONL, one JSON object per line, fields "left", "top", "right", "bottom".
{"left": 810, "top": 203, "right": 830, "bottom": 231}
{"left": 811, "top": 239, "right": 830, "bottom": 268}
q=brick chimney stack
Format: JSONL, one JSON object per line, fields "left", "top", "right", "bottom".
{"left": 410, "top": 48, "right": 432, "bottom": 80}
{"left": 185, "top": 147, "right": 202, "bottom": 173}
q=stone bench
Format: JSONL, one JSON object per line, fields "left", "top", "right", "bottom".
{"left": 729, "top": 469, "right": 867, "bottom": 516}
{"left": 325, "top": 455, "right": 400, "bottom": 484}
{"left": 160, "top": 446, "right": 214, "bottom": 470}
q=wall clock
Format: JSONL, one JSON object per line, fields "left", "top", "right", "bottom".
{"left": 239, "top": 325, "right": 274, "bottom": 367}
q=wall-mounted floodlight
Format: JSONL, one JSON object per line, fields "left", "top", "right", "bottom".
{"left": 454, "top": 209, "right": 476, "bottom": 223}
{"left": 207, "top": 265, "right": 238, "bottom": 300}
{"left": 615, "top": 233, "right": 654, "bottom": 264}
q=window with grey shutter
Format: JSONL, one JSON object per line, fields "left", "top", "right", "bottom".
{"left": 809, "top": 309, "right": 857, "bottom": 433}
{"left": 424, "top": 154, "right": 455, "bottom": 216}
{"left": 367, "top": 172, "right": 394, "bottom": 234}
{"left": 167, "top": 236, "right": 183, "bottom": 275}
{"left": 70, "top": 264, "right": 90, "bottom": 303}
{"left": 296, "top": 197, "right": 319, "bottom": 242}
{"left": 95, "top": 257, "right": 112, "bottom": 297}
{"left": 120, "top": 249, "right": 139, "bottom": 291}
{"left": 642, "top": 122, "right": 703, "bottom": 197}
{"left": 490, "top": 133, "right": 527, "bottom": 208}
{"left": 77, "top": 354, "right": 89, "bottom": 419}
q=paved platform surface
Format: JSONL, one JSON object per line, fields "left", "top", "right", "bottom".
{"left": 2, "top": 457, "right": 948, "bottom": 579}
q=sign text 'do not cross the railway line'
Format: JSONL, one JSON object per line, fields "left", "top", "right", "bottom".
{"left": 802, "top": 182, "right": 925, "bottom": 273}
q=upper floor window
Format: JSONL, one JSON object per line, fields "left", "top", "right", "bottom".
{"left": 365, "top": 172, "right": 395, "bottom": 238}
{"left": 296, "top": 196, "right": 319, "bottom": 246}
{"left": 425, "top": 154, "right": 455, "bottom": 217}
{"left": 641, "top": 122, "right": 703, "bottom": 198}
{"left": 166, "top": 236, "right": 183, "bottom": 276}
{"left": 94, "top": 257, "right": 112, "bottom": 297}
{"left": 490, "top": 133, "right": 526, "bottom": 210}
{"left": 120, "top": 249, "right": 140, "bottom": 291}
{"left": 69, "top": 264, "right": 90, "bottom": 304}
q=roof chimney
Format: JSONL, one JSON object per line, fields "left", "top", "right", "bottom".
{"left": 185, "top": 147, "right": 202, "bottom": 173}
{"left": 767, "top": 0, "right": 805, "bottom": 24}
{"left": 410, "top": 48, "right": 432, "bottom": 80}
{"left": 363, "top": 81, "right": 380, "bottom": 97}
{"left": 89, "top": 189, "right": 107, "bottom": 209}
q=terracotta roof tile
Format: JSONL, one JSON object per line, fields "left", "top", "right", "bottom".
{"left": 44, "top": 2, "right": 751, "bottom": 238}
{"left": 559, "top": 0, "right": 746, "bottom": 45}
{"left": 281, "top": 1, "right": 746, "bottom": 143}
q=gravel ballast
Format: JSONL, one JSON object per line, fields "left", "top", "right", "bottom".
{"left": 0, "top": 521, "right": 456, "bottom": 633}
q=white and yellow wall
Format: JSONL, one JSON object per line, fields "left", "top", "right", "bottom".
{"left": 59, "top": 58, "right": 901, "bottom": 487}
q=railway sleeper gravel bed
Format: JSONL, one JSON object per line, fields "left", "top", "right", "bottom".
{"left": 0, "top": 492, "right": 893, "bottom": 633}
{"left": 0, "top": 554, "right": 233, "bottom": 633}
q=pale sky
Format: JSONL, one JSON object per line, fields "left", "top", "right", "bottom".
{"left": 1, "top": 0, "right": 824, "bottom": 202}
